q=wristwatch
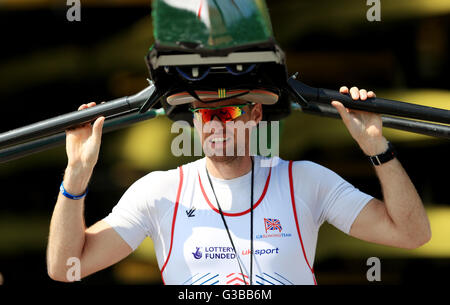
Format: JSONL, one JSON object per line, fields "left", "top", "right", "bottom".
{"left": 368, "top": 141, "right": 397, "bottom": 166}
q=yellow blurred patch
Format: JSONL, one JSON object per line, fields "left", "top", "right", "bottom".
{"left": 316, "top": 205, "right": 450, "bottom": 260}
{"left": 380, "top": 89, "right": 450, "bottom": 141}
{"left": 120, "top": 117, "right": 173, "bottom": 170}
{"left": 412, "top": 207, "right": 450, "bottom": 257}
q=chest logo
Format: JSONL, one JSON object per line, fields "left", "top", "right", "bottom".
{"left": 264, "top": 218, "right": 282, "bottom": 233}
{"left": 256, "top": 218, "right": 292, "bottom": 240}
{"left": 191, "top": 246, "right": 237, "bottom": 260}
{"left": 192, "top": 247, "right": 202, "bottom": 259}
{"left": 186, "top": 207, "right": 196, "bottom": 218}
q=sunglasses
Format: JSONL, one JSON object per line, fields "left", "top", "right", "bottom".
{"left": 190, "top": 103, "right": 251, "bottom": 123}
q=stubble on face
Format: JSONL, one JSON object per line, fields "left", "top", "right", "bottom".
{"left": 192, "top": 100, "right": 257, "bottom": 163}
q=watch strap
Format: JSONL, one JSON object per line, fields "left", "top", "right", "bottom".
{"left": 368, "top": 142, "right": 397, "bottom": 166}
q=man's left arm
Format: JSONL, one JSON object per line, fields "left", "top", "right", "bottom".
{"left": 332, "top": 86, "right": 431, "bottom": 249}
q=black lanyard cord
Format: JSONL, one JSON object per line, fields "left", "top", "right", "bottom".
{"left": 205, "top": 157, "right": 254, "bottom": 285}
{"left": 250, "top": 157, "right": 254, "bottom": 285}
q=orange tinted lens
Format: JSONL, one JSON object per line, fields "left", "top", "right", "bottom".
{"left": 196, "top": 106, "right": 244, "bottom": 123}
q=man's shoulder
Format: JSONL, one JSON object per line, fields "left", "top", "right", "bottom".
{"left": 291, "top": 159, "right": 326, "bottom": 170}
{"left": 134, "top": 157, "right": 204, "bottom": 188}
{"left": 288, "top": 159, "right": 345, "bottom": 191}
{"left": 288, "top": 159, "right": 339, "bottom": 180}
{"left": 264, "top": 156, "right": 325, "bottom": 172}
{"left": 252, "top": 156, "right": 328, "bottom": 176}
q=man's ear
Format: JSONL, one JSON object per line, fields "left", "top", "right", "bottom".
{"left": 251, "top": 103, "right": 263, "bottom": 124}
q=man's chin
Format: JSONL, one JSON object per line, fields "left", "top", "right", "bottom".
{"left": 203, "top": 143, "right": 247, "bottom": 162}
{"left": 206, "top": 155, "right": 240, "bottom": 163}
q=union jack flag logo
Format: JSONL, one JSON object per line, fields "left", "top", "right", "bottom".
{"left": 264, "top": 218, "right": 282, "bottom": 233}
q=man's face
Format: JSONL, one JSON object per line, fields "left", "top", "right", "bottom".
{"left": 192, "top": 98, "right": 263, "bottom": 162}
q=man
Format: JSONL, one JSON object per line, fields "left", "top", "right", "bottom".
{"left": 46, "top": 82, "right": 431, "bottom": 285}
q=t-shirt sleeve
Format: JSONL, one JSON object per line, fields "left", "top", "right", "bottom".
{"left": 292, "top": 161, "right": 374, "bottom": 234}
{"left": 102, "top": 175, "right": 153, "bottom": 250}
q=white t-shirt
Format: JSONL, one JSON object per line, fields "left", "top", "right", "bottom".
{"left": 103, "top": 155, "right": 373, "bottom": 285}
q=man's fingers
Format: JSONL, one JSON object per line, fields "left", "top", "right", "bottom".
{"left": 359, "top": 89, "right": 368, "bottom": 101}
{"left": 342, "top": 86, "right": 376, "bottom": 101}
{"left": 74, "top": 103, "right": 100, "bottom": 130}
{"left": 331, "top": 101, "right": 351, "bottom": 123}
{"left": 78, "top": 102, "right": 97, "bottom": 111}
{"left": 339, "top": 86, "right": 349, "bottom": 94}
{"left": 92, "top": 116, "right": 105, "bottom": 140}
{"left": 350, "top": 87, "right": 360, "bottom": 100}
{"left": 340, "top": 86, "right": 374, "bottom": 101}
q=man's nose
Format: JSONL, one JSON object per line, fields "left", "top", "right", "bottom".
{"left": 211, "top": 115, "right": 223, "bottom": 123}
{"left": 208, "top": 116, "right": 225, "bottom": 133}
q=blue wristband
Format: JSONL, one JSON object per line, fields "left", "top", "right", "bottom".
{"left": 60, "top": 181, "right": 88, "bottom": 200}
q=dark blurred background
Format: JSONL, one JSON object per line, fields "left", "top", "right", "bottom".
{"left": 0, "top": 0, "right": 449, "bottom": 286}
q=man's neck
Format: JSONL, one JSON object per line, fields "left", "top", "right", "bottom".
{"left": 205, "top": 156, "right": 253, "bottom": 180}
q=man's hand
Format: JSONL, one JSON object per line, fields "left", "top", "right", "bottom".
{"left": 64, "top": 102, "right": 105, "bottom": 194}
{"left": 331, "top": 86, "right": 388, "bottom": 156}
{"left": 332, "top": 87, "right": 431, "bottom": 249}
{"left": 48, "top": 103, "right": 132, "bottom": 282}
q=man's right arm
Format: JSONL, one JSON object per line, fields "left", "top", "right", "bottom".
{"left": 46, "top": 102, "right": 132, "bottom": 282}
{"left": 47, "top": 167, "right": 133, "bottom": 282}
